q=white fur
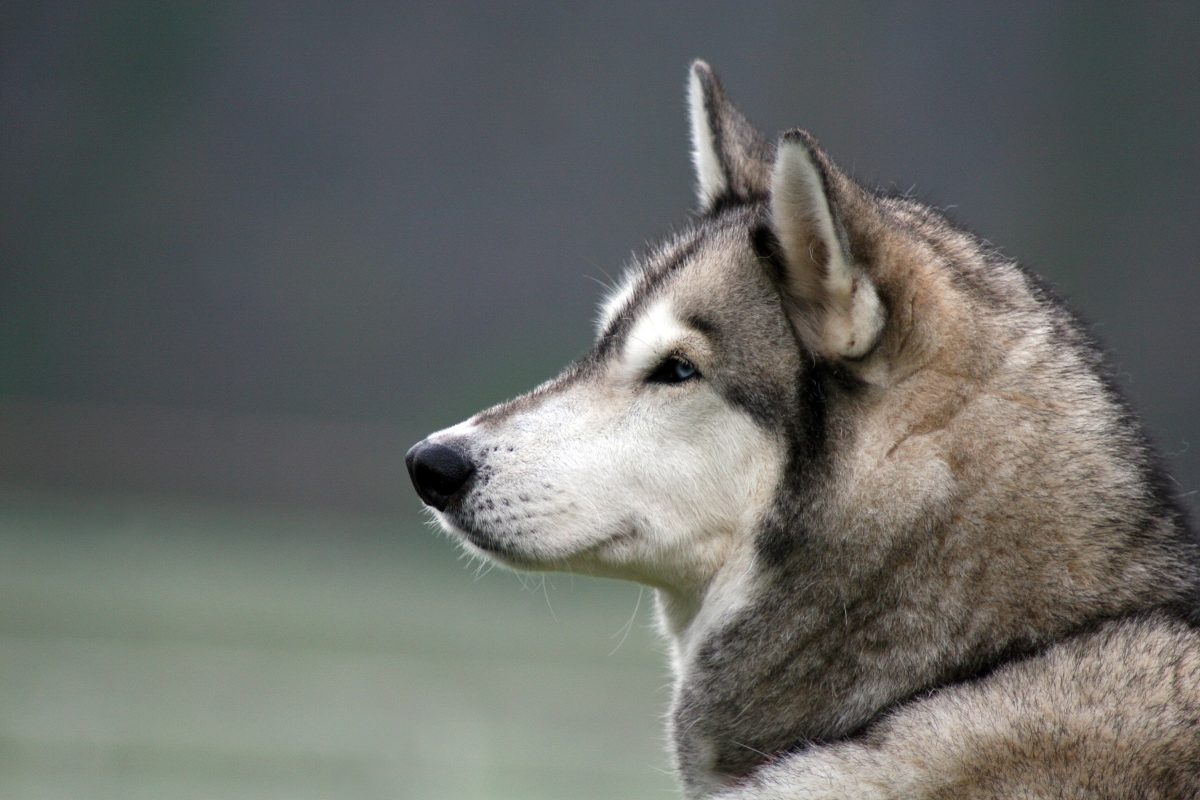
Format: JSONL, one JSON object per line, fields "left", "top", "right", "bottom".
{"left": 689, "top": 67, "right": 727, "bottom": 209}
{"left": 596, "top": 267, "right": 640, "bottom": 334}
{"left": 427, "top": 417, "right": 478, "bottom": 445}
{"left": 620, "top": 298, "right": 690, "bottom": 380}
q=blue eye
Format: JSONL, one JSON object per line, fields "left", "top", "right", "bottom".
{"left": 647, "top": 356, "right": 700, "bottom": 384}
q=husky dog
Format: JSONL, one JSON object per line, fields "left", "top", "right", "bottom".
{"left": 407, "top": 62, "right": 1200, "bottom": 798}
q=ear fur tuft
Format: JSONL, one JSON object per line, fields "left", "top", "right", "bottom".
{"left": 770, "top": 130, "right": 884, "bottom": 360}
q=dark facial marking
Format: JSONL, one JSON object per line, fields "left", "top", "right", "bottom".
{"left": 593, "top": 232, "right": 705, "bottom": 359}
{"left": 754, "top": 360, "right": 833, "bottom": 567}
{"left": 749, "top": 221, "right": 787, "bottom": 286}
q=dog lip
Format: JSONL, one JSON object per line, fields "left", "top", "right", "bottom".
{"left": 463, "top": 529, "right": 507, "bottom": 553}
{"left": 463, "top": 531, "right": 539, "bottom": 568}
{"left": 444, "top": 509, "right": 638, "bottom": 566}
{"left": 443, "top": 513, "right": 513, "bottom": 555}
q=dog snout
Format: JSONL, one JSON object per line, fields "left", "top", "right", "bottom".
{"left": 406, "top": 440, "right": 475, "bottom": 511}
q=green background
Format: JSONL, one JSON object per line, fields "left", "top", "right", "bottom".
{"left": 0, "top": 491, "right": 674, "bottom": 798}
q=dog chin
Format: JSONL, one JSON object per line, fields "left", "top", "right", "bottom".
{"left": 434, "top": 513, "right": 538, "bottom": 568}
{"left": 455, "top": 520, "right": 635, "bottom": 577}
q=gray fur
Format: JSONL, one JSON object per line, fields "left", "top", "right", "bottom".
{"left": 410, "top": 62, "right": 1200, "bottom": 798}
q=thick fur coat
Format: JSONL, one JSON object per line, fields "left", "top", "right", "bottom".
{"left": 408, "top": 62, "right": 1200, "bottom": 798}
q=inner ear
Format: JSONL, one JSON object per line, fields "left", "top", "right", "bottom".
{"left": 769, "top": 131, "right": 884, "bottom": 361}
{"left": 688, "top": 61, "right": 772, "bottom": 212}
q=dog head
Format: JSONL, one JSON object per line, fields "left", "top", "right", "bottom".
{"left": 406, "top": 62, "right": 935, "bottom": 595}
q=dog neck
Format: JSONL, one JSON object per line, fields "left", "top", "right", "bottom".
{"left": 661, "top": 515, "right": 998, "bottom": 797}
{"left": 654, "top": 539, "right": 798, "bottom": 797}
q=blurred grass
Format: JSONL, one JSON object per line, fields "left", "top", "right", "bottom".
{"left": 0, "top": 490, "right": 677, "bottom": 799}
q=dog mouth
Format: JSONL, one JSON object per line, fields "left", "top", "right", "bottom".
{"left": 437, "top": 510, "right": 534, "bottom": 565}
{"left": 460, "top": 526, "right": 511, "bottom": 555}
{"left": 436, "top": 505, "right": 638, "bottom": 572}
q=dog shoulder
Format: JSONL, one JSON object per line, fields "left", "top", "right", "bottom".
{"left": 715, "top": 613, "right": 1200, "bottom": 800}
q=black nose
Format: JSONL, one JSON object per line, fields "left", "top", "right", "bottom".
{"left": 406, "top": 440, "right": 475, "bottom": 511}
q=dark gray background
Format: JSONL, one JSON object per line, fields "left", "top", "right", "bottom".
{"left": 3, "top": 2, "right": 1198, "bottom": 515}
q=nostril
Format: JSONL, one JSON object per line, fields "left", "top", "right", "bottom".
{"left": 406, "top": 440, "right": 475, "bottom": 511}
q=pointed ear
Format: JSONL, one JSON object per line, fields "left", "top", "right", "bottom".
{"left": 769, "top": 130, "right": 884, "bottom": 360}
{"left": 688, "top": 60, "right": 771, "bottom": 212}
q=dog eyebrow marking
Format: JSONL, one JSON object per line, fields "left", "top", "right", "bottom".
{"left": 594, "top": 233, "right": 704, "bottom": 357}
{"left": 621, "top": 299, "right": 692, "bottom": 379}
{"left": 596, "top": 268, "right": 641, "bottom": 336}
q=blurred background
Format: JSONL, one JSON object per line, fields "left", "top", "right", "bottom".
{"left": 2, "top": 3, "right": 1198, "bottom": 798}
